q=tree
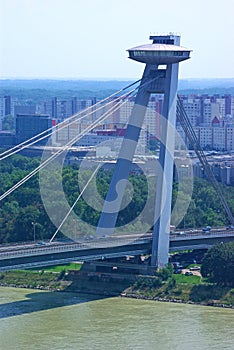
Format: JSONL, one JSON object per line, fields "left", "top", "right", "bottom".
{"left": 157, "top": 264, "right": 173, "bottom": 281}
{"left": 0, "top": 154, "right": 234, "bottom": 244}
{"left": 201, "top": 242, "right": 234, "bottom": 286}
{"left": 2, "top": 114, "right": 15, "bottom": 131}
{"left": 174, "top": 178, "right": 232, "bottom": 229}
{"left": 14, "top": 206, "right": 41, "bottom": 242}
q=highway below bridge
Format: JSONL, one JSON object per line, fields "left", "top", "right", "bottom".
{"left": 0, "top": 230, "right": 234, "bottom": 271}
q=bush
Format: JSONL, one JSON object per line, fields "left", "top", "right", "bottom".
{"left": 157, "top": 264, "right": 173, "bottom": 281}
{"left": 167, "top": 277, "right": 177, "bottom": 290}
{"left": 201, "top": 242, "right": 234, "bottom": 286}
{"left": 57, "top": 270, "right": 66, "bottom": 280}
{"left": 134, "top": 276, "right": 163, "bottom": 289}
{"left": 190, "top": 284, "right": 227, "bottom": 302}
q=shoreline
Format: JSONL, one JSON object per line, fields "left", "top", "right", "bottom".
{"left": 120, "top": 292, "right": 234, "bottom": 309}
{"left": 1, "top": 282, "right": 233, "bottom": 310}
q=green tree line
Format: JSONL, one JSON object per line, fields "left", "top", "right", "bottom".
{"left": 0, "top": 154, "right": 233, "bottom": 244}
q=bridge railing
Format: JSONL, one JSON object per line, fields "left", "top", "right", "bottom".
{"left": 0, "top": 237, "right": 151, "bottom": 260}
{"left": 0, "top": 231, "right": 234, "bottom": 260}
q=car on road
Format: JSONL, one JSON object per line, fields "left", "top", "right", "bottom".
{"left": 202, "top": 226, "right": 211, "bottom": 232}
{"left": 185, "top": 271, "right": 193, "bottom": 276}
{"left": 226, "top": 225, "right": 234, "bottom": 230}
{"left": 35, "top": 241, "right": 47, "bottom": 246}
{"left": 176, "top": 231, "right": 186, "bottom": 236}
{"left": 171, "top": 262, "right": 183, "bottom": 269}
{"left": 189, "top": 266, "right": 200, "bottom": 271}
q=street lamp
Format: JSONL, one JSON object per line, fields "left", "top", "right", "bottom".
{"left": 32, "top": 222, "right": 36, "bottom": 242}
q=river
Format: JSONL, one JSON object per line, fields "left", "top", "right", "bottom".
{"left": 0, "top": 287, "right": 233, "bottom": 350}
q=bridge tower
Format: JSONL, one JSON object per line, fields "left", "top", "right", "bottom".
{"left": 97, "top": 34, "right": 191, "bottom": 269}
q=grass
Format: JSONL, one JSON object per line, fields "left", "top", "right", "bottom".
{"left": 0, "top": 270, "right": 62, "bottom": 289}
{"left": 173, "top": 274, "right": 202, "bottom": 285}
{"left": 24, "top": 263, "right": 82, "bottom": 273}
{"left": 0, "top": 263, "right": 82, "bottom": 291}
{"left": 189, "top": 284, "right": 234, "bottom": 304}
{"left": 128, "top": 275, "right": 234, "bottom": 305}
{"left": 1, "top": 268, "right": 233, "bottom": 306}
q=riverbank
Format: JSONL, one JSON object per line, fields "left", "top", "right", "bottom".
{"left": 121, "top": 286, "right": 234, "bottom": 309}
{"left": 121, "top": 293, "right": 234, "bottom": 308}
{"left": 0, "top": 269, "right": 233, "bottom": 308}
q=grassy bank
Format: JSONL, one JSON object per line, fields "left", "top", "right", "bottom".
{"left": 26, "top": 263, "right": 82, "bottom": 273}
{"left": 0, "top": 263, "right": 82, "bottom": 291}
{"left": 0, "top": 267, "right": 233, "bottom": 308}
{"left": 123, "top": 274, "right": 234, "bottom": 307}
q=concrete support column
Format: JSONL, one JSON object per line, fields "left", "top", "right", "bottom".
{"left": 151, "top": 63, "right": 179, "bottom": 268}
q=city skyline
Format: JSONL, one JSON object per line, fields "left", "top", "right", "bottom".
{"left": 0, "top": 0, "right": 234, "bottom": 80}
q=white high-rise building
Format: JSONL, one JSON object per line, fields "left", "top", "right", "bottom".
{"left": 215, "top": 97, "right": 226, "bottom": 118}
{"left": 182, "top": 98, "right": 201, "bottom": 126}
{"left": 203, "top": 101, "right": 220, "bottom": 126}
{"left": 119, "top": 97, "right": 161, "bottom": 138}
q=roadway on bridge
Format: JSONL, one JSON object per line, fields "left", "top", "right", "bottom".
{"left": 0, "top": 229, "right": 234, "bottom": 271}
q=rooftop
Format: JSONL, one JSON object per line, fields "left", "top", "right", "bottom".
{"left": 128, "top": 43, "right": 191, "bottom": 64}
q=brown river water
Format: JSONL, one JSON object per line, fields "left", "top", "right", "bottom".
{"left": 0, "top": 287, "right": 233, "bottom": 350}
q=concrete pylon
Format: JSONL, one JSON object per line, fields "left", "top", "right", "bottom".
{"left": 97, "top": 34, "right": 191, "bottom": 268}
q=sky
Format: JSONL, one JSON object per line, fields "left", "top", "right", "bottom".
{"left": 0, "top": 0, "right": 233, "bottom": 80}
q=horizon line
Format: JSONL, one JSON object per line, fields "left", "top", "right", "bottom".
{"left": 0, "top": 76, "right": 234, "bottom": 81}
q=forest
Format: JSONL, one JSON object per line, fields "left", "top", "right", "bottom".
{"left": 0, "top": 154, "right": 233, "bottom": 244}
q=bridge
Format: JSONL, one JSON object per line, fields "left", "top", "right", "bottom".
{"left": 0, "top": 34, "right": 234, "bottom": 271}
{"left": 0, "top": 230, "right": 233, "bottom": 271}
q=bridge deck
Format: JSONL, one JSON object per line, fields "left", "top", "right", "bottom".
{"left": 0, "top": 230, "right": 233, "bottom": 271}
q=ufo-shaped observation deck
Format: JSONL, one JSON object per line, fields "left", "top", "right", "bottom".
{"left": 128, "top": 44, "right": 191, "bottom": 65}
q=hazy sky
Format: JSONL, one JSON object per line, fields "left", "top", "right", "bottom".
{"left": 0, "top": 0, "right": 233, "bottom": 80}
